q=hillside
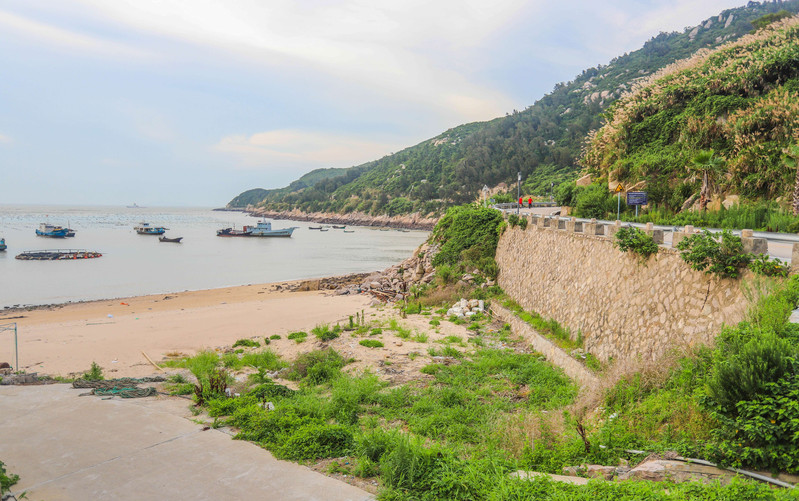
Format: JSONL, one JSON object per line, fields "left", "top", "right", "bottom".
{"left": 582, "top": 15, "right": 799, "bottom": 210}
{"left": 230, "top": 1, "right": 799, "bottom": 215}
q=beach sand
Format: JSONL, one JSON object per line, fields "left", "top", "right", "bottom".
{"left": 0, "top": 283, "right": 373, "bottom": 378}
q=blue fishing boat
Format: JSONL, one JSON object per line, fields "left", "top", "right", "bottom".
{"left": 134, "top": 222, "right": 167, "bottom": 235}
{"left": 217, "top": 219, "right": 298, "bottom": 238}
{"left": 36, "top": 223, "right": 69, "bottom": 238}
{"left": 0, "top": 237, "right": 6, "bottom": 251}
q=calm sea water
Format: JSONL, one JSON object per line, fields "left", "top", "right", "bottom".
{"left": 0, "top": 205, "right": 429, "bottom": 308}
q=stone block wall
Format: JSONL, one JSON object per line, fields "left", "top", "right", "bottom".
{"left": 495, "top": 224, "right": 749, "bottom": 362}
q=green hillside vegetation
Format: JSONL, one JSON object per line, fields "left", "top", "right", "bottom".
{"left": 582, "top": 15, "right": 799, "bottom": 215}
{"left": 228, "top": 166, "right": 363, "bottom": 207}
{"left": 230, "top": 1, "right": 799, "bottom": 217}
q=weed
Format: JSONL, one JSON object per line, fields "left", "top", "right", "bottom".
{"left": 412, "top": 332, "right": 429, "bottom": 343}
{"left": 232, "top": 338, "right": 260, "bottom": 348}
{"left": 312, "top": 324, "right": 340, "bottom": 342}
{"left": 370, "top": 328, "right": 383, "bottom": 336}
{"left": 429, "top": 318, "right": 441, "bottom": 326}
{"left": 286, "top": 349, "right": 347, "bottom": 385}
{"left": 288, "top": 331, "right": 308, "bottom": 343}
{"left": 359, "top": 339, "right": 384, "bottom": 348}
{"left": 270, "top": 334, "right": 282, "bottom": 340}
{"left": 82, "top": 361, "right": 104, "bottom": 381}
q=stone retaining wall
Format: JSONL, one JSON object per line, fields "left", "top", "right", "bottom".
{"left": 495, "top": 222, "right": 750, "bottom": 362}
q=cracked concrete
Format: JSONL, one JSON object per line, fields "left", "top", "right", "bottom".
{"left": 0, "top": 384, "right": 373, "bottom": 500}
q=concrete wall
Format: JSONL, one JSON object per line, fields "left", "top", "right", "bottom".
{"left": 495, "top": 222, "right": 749, "bottom": 362}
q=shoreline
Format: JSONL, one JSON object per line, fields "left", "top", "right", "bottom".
{"left": 247, "top": 208, "right": 439, "bottom": 230}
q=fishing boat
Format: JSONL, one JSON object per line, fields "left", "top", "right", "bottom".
{"left": 134, "top": 222, "right": 167, "bottom": 235}
{"left": 65, "top": 228, "right": 76, "bottom": 237}
{"left": 331, "top": 225, "right": 346, "bottom": 229}
{"left": 343, "top": 230, "right": 355, "bottom": 233}
{"left": 35, "top": 223, "right": 69, "bottom": 238}
{"left": 308, "top": 226, "right": 322, "bottom": 230}
{"left": 16, "top": 249, "right": 102, "bottom": 260}
{"left": 159, "top": 236, "right": 183, "bottom": 243}
{"left": 217, "top": 219, "right": 298, "bottom": 238}
{"left": 0, "top": 237, "right": 6, "bottom": 251}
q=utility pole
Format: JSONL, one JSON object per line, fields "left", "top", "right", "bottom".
{"left": 517, "top": 172, "right": 521, "bottom": 215}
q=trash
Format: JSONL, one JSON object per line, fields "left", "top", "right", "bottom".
{"left": 107, "top": 314, "right": 113, "bottom": 318}
{"left": 120, "top": 302, "right": 129, "bottom": 306}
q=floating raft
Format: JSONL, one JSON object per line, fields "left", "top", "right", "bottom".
{"left": 16, "top": 249, "right": 102, "bottom": 261}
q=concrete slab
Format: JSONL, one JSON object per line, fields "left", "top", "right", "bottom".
{"left": 0, "top": 384, "right": 373, "bottom": 500}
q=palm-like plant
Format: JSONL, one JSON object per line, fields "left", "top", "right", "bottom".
{"left": 688, "top": 150, "right": 725, "bottom": 212}
{"left": 783, "top": 144, "right": 799, "bottom": 215}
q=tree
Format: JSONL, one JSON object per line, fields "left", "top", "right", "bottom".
{"left": 784, "top": 144, "right": 799, "bottom": 215}
{"left": 688, "top": 150, "right": 724, "bottom": 212}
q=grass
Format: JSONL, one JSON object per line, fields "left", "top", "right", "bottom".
{"left": 359, "top": 339, "right": 384, "bottom": 348}
{"left": 288, "top": 331, "right": 308, "bottom": 343}
{"left": 232, "top": 338, "right": 259, "bottom": 348}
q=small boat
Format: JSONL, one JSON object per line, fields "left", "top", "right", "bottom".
{"left": 16, "top": 249, "right": 102, "bottom": 260}
{"left": 308, "top": 226, "right": 322, "bottom": 230}
{"left": 36, "top": 223, "right": 69, "bottom": 238}
{"left": 159, "top": 236, "right": 183, "bottom": 243}
{"left": 320, "top": 228, "right": 329, "bottom": 232}
{"left": 127, "top": 203, "right": 144, "bottom": 208}
{"left": 217, "top": 219, "right": 298, "bottom": 238}
{"left": 0, "top": 237, "right": 6, "bottom": 251}
{"left": 343, "top": 230, "right": 355, "bottom": 233}
{"left": 65, "top": 228, "right": 76, "bottom": 237}
{"left": 331, "top": 225, "right": 346, "bottom": 229}
{"left": 134, "top": 222, "right": 167, "bottom": 235}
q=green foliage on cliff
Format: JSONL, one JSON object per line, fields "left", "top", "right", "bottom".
{"left": 583, "top": 15, "right": 799, "bottom": 210}
{"left": 230, "top": 2, "right": 799, "bottom": 215}
{"left": 677, "top": 229, "right": 751, "bottom": 278}
{"left": 431, "top": 205, "right": 504, "bottom": 278}
{"left": 614, "top": 227, "right": 658, "bottom": 260}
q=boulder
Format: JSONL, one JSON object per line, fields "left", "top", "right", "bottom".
{"left": 618, "top": 460, "right": 737, "bottom": 484}
{"left": 585, "top": 465, "right": 616, "bottom": 480}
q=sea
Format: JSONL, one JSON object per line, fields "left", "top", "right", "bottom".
{"left": 0, "top": 205, "right": 429, "bottom": 309}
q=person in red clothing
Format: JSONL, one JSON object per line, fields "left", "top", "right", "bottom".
{"left": 518, "top": 196, "right": 522, "bottom": 207}
{"left": 528, "top": 196, "right": 532, "bottom": 207}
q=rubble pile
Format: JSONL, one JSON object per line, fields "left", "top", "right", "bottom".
{"left": 446, "top": 298, "right": 485, "bottom": 318}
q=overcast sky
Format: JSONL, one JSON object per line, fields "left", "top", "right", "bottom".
{"left": 0, "top": 0, "right": 747, "bottom": 206}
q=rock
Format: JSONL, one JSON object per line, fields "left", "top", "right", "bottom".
{"left": 462, "top": 274, "right": 474, "bottom": 282}
{"left": 370, "top": 281, "right": 381, "bottom": 289}
{"left": 469, "top": 299, "right": 480, "bottom": 308}
{"left": 618, "top": 460, "right": 737, "bottom": 484}
{"left": 561, "top": 466, "right": 583, "bottom": 477}
{"left": 585, "top": 465, "right": 616, "bottom": 480}
{"left": 394, "top": 341, "right": 403, "bottom": 347}
{"left": 511, "top": 471, "right": 590, "bottom": 485}
{"left": 465, "top": 311, "right": 476, "bottom": 317}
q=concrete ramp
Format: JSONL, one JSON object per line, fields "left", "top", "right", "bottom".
{"left": 0, "top": 384, "right": 372, "bottom": 501}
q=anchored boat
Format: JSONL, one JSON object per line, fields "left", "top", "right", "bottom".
{"left": 0, "top": 237, "right": 6, "bottom": 251}
{"left": 134, "top": 222, "right": 167, "bottom": 235}
{"left": 159, "top": 236, "right": 183, "bottom": 243}
{"left": 35, "top": 223, "right": 69, "bottom": 238}
{"left": 217, "top": 219, "right": 298, "bottom": 238}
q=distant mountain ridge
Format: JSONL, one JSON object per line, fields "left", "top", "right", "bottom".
{"left": 229, "top": 1, "right": 799, "bottom": 215}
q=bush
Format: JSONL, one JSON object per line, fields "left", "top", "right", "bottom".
{"left": 286, "top": 349, "right": 346, "bottom": 384}
{"left": 614, "top": 226, "right": 658, "bottom": 260}
{"left": 288, "top": 331, "right": 308, "bottom": 343}
{"left": 82, "top": 361, "right": 104, "bottom": 381}
{"left": 507, "top": 214, "right": 519, "bottom": 227}
{"left": 749, "top": 254, "right": 790, "bottom": 277}
{"left": 312, "top": 324, "right": 340, "bottom": 342}
{"left": 677, "top": 229, "right": 751, "bottom": 278}
{"left": 359, "top": 339, "right": 384, "bottom": 348}
{"left": 518, "top": 217, "right": 528, "bottom": 230}
{"left": 275, "top": 423, "right": 354, "bottom": 461}
{"left": 574, "top": 184, "right": 617, "bottom": 219}
{"left": 431, "top": 205, "right": 504, "bottom": 276}
{"left": 0, "top": 460, "right": 19, "bottom": 493}
{"left": 232, "top": 338, "right": 259, "bottom": 348}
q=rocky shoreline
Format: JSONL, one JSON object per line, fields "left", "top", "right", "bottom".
{"left": 247, "top": 208, "right": 439, "bottom": 230}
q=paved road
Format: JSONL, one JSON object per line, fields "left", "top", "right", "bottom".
{"left": 0, "top": 384, "right": 373, "bottom": 501}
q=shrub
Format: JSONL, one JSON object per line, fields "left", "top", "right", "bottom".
{"left": 312, "top": 324, "right": 340, "bottom": 342}
{"left": 275, "top": 423, "right": 354, "bottom": 461}
{"left": 0, "top": 460, "right": 19, "bottom": 494}
{"left": 270, "top": 334, "right": 282, "bottom": 340}
{"left": 286, "top": 349, "right": 346, "bottom": 384}
{"left": 431, "top": 205, "right": 504, "bottom": 275}
{"left": 518, "top": 217, "right": 528, "bottom": 230}
{"left": 232, "top": 338, "right": 259, "bottom": 348}
{"left": 359, "top": 339, "right": 384, "bottom": 348}
{"left": 508, "top": 214, "right": 519, "bottom": 227}
{"left": 677, "top": 229, "right": 751, "bottom": 278}
{"left": 614, "top": 226, "right": 658, "bottom": 260}
{"left": 749, "top": 254, "right": 790, "bottom": 277}
{"left": 370, "top": 328, "right": 383, "bottom": 336}
{"left": 288, "top": 331, "right": 308, "bottom": 343}
{"left": 82, "top": 361, "right": 104, "bottom": 381}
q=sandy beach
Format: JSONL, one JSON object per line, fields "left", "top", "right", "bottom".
{"left": 0, "top": 282, "right": 373, "bottom": 378}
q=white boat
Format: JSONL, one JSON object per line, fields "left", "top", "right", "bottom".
{"left": 217, "top": 219, "right": 298, "bottom": 237}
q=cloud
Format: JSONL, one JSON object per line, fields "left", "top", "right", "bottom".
{"left": 0, "top": 8, "right": 152, "bottom": 60}
{"left": 214, "top": 129, "right": 401, "bottom": 171}
{"left": 65, "top": 0, "right": 523, "bottom": 122}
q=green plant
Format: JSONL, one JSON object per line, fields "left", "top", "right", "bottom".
{"left": 518, "top": 217, "right": 528, "bottom": 230}
{"left": 0, "top": 460, "right": 19, "bottom": 494}
{"left": 286, "top": 349, "right": 346, "bottom": 384}
{"left": 232, "top": 338, "right": 260, "bottom": 348}
{"left": 370, "top": 328, "right": 383, "bottom": 336}
{"left": 412, "top": 332, "right": 429, "bottom": 343}
{"left": 677, "top": 229, "right": 752, "bottom": 278}
{"left": 359, "top": 339, "right": 384, "bottom": 348}
{"left": 82, "top": 361, "right": 104, "bottom": 381}
{"left": 508, "top": 214, "right": 519, "bottom": 227}
{"left": 270, "top": 334, "right": 281, "bottom": 340}
{"left": 614, "top": 226, "right": 658, "bottom": 260}
{"left": 749, "top": 254, "right": 790, "bottom": 277}
{"left": 288, "top": 331, "right": 308, "bottom": 343}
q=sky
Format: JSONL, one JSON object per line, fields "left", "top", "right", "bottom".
{"left": 0, "top": 0, "right": 749, "bottom": 206}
